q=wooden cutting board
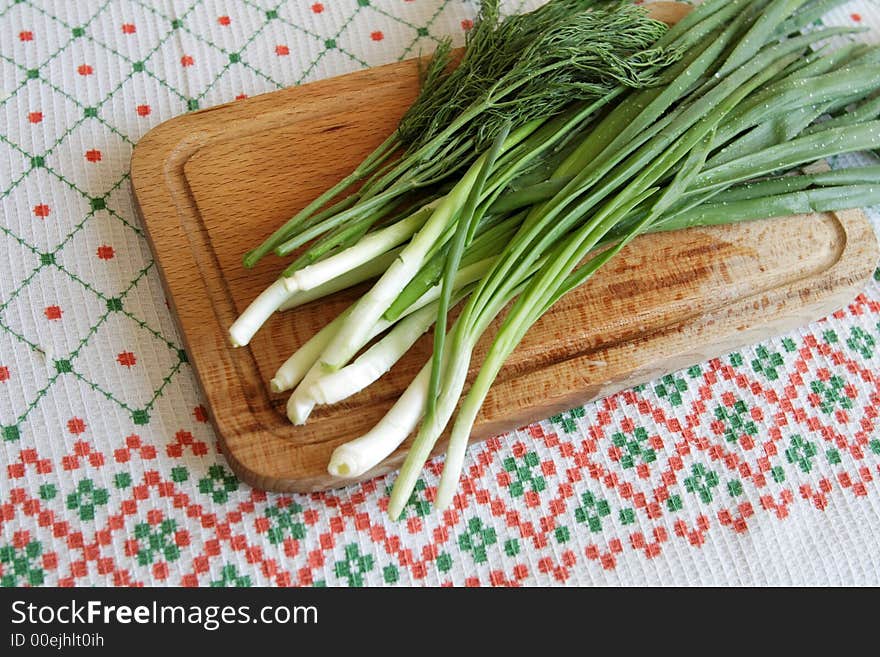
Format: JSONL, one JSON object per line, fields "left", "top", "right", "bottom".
{"left": 130, "top": 2, "right": 879, "bottom": 493}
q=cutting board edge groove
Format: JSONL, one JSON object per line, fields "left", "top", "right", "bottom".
{"left": 129, "top": 2, "right": 880, "bottom": 493}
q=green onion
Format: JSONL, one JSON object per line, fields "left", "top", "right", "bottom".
{"left": 232, "top": 0, "right": 880, "bottom": 519}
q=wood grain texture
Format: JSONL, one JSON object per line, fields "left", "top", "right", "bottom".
{"left": 130, "top": 2, "right": 879, "bottom": 492}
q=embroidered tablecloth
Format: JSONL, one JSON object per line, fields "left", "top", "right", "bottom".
{"left": 1, "top": 0, "right": 879, "bottom": 587}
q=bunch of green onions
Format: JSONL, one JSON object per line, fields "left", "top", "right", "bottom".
{"left": 231, "top": 0, "right": 880, "bottom": 519}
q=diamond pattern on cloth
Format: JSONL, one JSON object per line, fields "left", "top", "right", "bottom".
{"left": 1, "top": 0, "right": 879, "bottom": 587}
